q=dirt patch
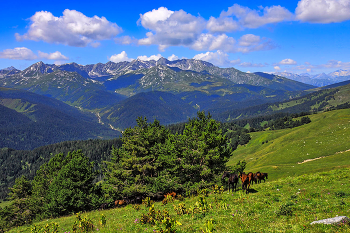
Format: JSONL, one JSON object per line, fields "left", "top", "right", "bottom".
{"left": 298, "top": 156, "right": 326, "bottom": 164}
{"left": 298, "top": 148, "right": 350, "bottom": 164}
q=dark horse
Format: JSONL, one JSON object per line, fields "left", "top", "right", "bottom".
{"left": 222, "top": 171, "right": 239, "bottom": 192}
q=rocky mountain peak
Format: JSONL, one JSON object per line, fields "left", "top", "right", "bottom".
{"left": 23, "top": 61, "right": 56, "bottom": 76}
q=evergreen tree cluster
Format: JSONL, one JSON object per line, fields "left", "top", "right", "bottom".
{"left": 103, "top": 112, "right": 232, "bottom": 200}
{"left": 229, "top": 112, "right": 311, "bottom": 131}
{"left": 0, "top": 138, "right": 122, "bottom": 200}
{"left": 0, "top": 151, "right": 102, "bottom": 230}
{"left": 0, "top": 112, "right": 238, "bottom": 231}
{"left": 265, "top": 116, "right": 311, "bottom": 130}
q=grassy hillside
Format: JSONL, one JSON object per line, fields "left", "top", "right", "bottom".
{"left": 5, "top": 109, "right": 350, "bottom": 233}
{"left": 9, "top": 167, "right": 350, "bottom": 232}
{"left": 214, "top": 82, "right": 350, "bottom": 122}
{"left": 227, "top": 108, "right": 350, "bottom": 179}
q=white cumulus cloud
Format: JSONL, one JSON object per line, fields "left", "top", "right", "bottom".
{"left": 137, "top": 7, "right": 278, "bottom": 54}
{"left": 237, "top": 34, "right": 275, "bottom": 53}
{"left": 109, "top": 51, "right": 133, "bottom": 63}
{"left": 274, "top": 66, "right": 281, "bottom": 70}
{"left": 138, "top": 7, "right": 207, "bottom": 51}
{"left": 206, "top": 16, "right": 240, "bottom": 33}
{"left": 215, "top": 4, "right": 293, "bottom": 30}
{"left": 0, "top": 47, "right": 37, "bottom": 60}
{"left": 238, "top": 34, "right": 261, "bottom": 47}
{"left": 38, "top": 51, "right": 69, "bottom": 60}
{"left": 191, "top": 33, "right": 236, "bottom": 52}
{"left": 137, "top": 54, "right": 162, "bottom": 61}
{"left": 191, "top": 33, "right": 275, "bottom": 53}
{"left": 168, "top": 54, "right": 179, "bottom": 61}
{"left": 0, "top": 47, "right": 69, "bottom": 61}
{"left": 279, "top": 58, "right": 297, "bottom": 65}
{"left": 296, "top": 0, "right": 350, "bottom": 23}
{"left": 193, "top": 50, "right": 240, "bottom": 66}
{"left": 15, "top": 9, "right": 122, "bottom": 47}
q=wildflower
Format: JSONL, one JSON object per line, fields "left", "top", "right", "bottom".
{"left": 232, "top": 214, "right": 235, "bottom": 217}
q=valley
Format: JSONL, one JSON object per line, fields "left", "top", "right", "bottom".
{"left": 1, "top": 60, "right": 350, "bottom": 232}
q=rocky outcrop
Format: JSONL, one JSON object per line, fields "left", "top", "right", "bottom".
{"left": 310, "top": 216, "right": 350, "bottom": 225}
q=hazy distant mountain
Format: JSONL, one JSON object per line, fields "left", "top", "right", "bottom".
{"left": 214, "top": 81, "right": 350, "bottom": 122}
{"left": 274, "top": 70, "right": 350, "bottom": 87}
{"left": 328, "top": 69, "right": 350, "bottom": 78}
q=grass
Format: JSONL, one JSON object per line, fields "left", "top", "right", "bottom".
{"left": 228, "top": 108, "right": 350, "bottom": 180}
{"left": 7, "top": 108, "right": 350, "bottom": 232}
{"left": 9, "top": 167, "right": 350, "bottom": 232}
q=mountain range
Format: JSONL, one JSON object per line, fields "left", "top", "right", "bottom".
{"left": 273, "top": 70, "right": 350, "bottom": 87}
{"left": 2, "top": 58, "right": 349, "bottom": 149}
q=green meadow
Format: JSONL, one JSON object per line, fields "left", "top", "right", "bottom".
{"left": 7, "top": 108, "right": 350, "bottom": 232}
{"left": 228, "top": 108, "right": 350, "bottom": 179}
{"left": 9, "top": 167, "right": 350, "bottom": 232}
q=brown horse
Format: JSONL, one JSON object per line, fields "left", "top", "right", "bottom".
{"left": 247, "top": 172, "right": 254, "bottom": 186}
{"left": 115, "top": 199, "right": 126, "bottom": 208}
{"left": 222, "top": 171, "right": 239, "bottom": 192}
{"left": 240, "top": 172, "right": 251, "bottom": 194}
{"left": 254, "top": 172, "right": 262, "bottom": 184}
{"left": 164, "top": 192, "right": 177, "bottom": 198}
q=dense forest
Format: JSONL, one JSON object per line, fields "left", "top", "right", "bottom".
{"left": 230, "top": 112, "right": 311, "bottom": 131}
{"left": 0, "top": 138, "right": 122, "bottom": 200}
{"left": 0, "top": 109, "right": 315, "bottom": 202}
{"left": 213, "top": 88, "right": 341, "bottom": 122}
{"left": 0, "top": 112, "right": 247, "bottom": 230}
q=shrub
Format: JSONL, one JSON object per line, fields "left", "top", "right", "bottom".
{"left": 276, "top": 202, "right": 294, "bottom": 216}
{"left": 173, "top": 203, "right": 188, "bottom": 215}
{"left": 72, "top": 213, "right": 94, "bottom": 232}
{"left": 30, "top": 222, "right": 59, "bottom": 233}
{"left": 142, "top": 197, "right": 154, "bottom": 208}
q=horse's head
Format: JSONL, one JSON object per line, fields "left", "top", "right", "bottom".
{"left": 222, "top": 171, "right": 230, "bottom": 179}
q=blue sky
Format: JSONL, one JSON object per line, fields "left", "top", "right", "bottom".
{"left": 1, "top": 0, "right": 350, "bottom": 74}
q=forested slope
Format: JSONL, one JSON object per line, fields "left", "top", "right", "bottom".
{"left": 0, "top": 138, "right": 122, "bottom": 200}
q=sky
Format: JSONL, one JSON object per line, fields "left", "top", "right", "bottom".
{"left": 1, "top": 0, "right": 350, "bottom": 74}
